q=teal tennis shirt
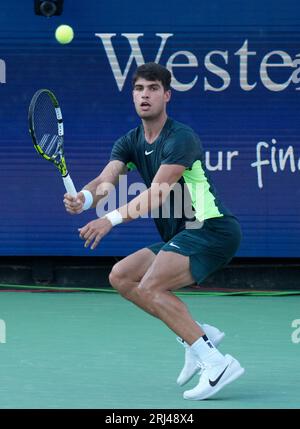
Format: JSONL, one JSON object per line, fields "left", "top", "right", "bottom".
{"left": 110, "top": 117, "right": 232, "bottom": 242}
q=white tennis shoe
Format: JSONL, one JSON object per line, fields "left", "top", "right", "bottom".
{"left": 176, "top": 323, "right": 225, "bottom": 386}
{"left": 183, "top": 354, "right": 245, "bottom": 400}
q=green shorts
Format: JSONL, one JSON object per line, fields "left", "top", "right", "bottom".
{"left": 147, "top": 216, "right": 242, "bottom": 285}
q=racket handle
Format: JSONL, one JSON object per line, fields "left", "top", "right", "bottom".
{"left": 63, "top": 174, "right": 77, "bottom": 197}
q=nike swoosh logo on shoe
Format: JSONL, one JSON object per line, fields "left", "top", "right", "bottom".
{"left": 209, "top": 365, "right": 229, "bottom": 387}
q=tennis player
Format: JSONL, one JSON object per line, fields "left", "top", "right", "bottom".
{"left": 64, "top": 62, "right": 244, "bottom": 400}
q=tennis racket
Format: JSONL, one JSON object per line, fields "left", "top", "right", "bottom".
{"left": 28, "top": 89, "right": 77, "bottom": 197}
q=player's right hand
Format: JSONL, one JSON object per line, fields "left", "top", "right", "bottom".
{"left": 64, "top": 192, "right": 85, "bottom": 215}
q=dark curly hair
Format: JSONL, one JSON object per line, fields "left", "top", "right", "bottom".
{"left": 132, "top": 62, "right": 171, "bottom": 91}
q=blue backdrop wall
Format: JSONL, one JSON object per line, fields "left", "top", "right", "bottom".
{"left": 0, "top": 0, "right": 299, "bottom": 257}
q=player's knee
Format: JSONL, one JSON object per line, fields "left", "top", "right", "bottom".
{"left": 109, "top": 265, "right": 131, "bottom": 298}
{"left": 109, "top": 266, "right": 122, "bottom": 290}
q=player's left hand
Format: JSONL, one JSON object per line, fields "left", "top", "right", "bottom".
{"left": 78, "top": 217, "right": 113, "bottom": 250}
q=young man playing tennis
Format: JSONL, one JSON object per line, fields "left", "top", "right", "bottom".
{"left": 64, "top": 62, "right": 245, "bottom": 400}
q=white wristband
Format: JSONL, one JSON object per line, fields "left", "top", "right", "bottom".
{"left": 104, "top": 210, "right": 123, "bottom": 227}
{"left": 81, "top": 190, "right": 93, "bottom": 211}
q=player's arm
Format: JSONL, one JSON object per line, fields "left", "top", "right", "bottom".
{"left": 118, "top": 164, "right": 185, "bottom": 221}
{"left": 64, "top": 160, "right": 127, "bottom": 215}
{"left": 78, "top": 164, "right": 185, "bottom": 250}
{"left": 82, "top": 160, "right": 127, "bottom": 207}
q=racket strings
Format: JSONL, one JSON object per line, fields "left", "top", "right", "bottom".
{"left": 33, "top": 92, "right": 62, "bottom": 158}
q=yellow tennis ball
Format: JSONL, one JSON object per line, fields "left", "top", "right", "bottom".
{"left": 55, "top": 25, "right": 74, "bottom": 44}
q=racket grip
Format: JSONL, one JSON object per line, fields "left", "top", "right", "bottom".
{"left": 63, "top": 174, "right": 77, "bottom": 197}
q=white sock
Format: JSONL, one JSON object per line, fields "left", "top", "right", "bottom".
{"left": 179, "top": 321, "right": 202, "bottom": 346}
{"left": 190, "top": 334, "right": 225, "bottom": 365}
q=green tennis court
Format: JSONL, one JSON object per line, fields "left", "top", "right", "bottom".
{"left": 0, "top": 289, "right": 299, "bottom": 409}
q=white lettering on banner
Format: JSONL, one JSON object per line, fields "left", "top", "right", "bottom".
{"left": 166, "top": 51, "right": 198, "bottom": 91}
{"left": 0, "top": 59, "right": 6, "bottom": 84}
{"left": 204, "top": 50, "right": 230, "bottom": 92}
{"left": 251, "top": 139, "right": 299, "bottom": 189}
{"left": 205, "top": 151, "right": 239, "bottom": 171}
{"left": 260, "top": 51, "right": 294, "bottom": 91}
{"left": 92, "top": 142, "right": 298, "bottom": 217}
{"left": 234, "top": 40, "right": 257, "bottom": 91}
{"left": 292, "top": 54, "right": 300, "bottom": 89}
{"left": 95, "top": 34, "right": 299, "bottom": 92}
{"left": 95, "top": 33, "right": 173, "bottom": 91}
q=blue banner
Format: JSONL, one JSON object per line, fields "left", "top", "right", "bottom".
{"left": 0, "top": 0, "right": 299, "bottom": 256}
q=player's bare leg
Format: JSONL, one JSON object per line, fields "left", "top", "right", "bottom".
{"left": 109, "top": 247, "right": 156, "bottom": 298}
{"left": 109, "top": 249, "right": 244, "bottom": 400}
{"left": 110, "top": 249, "right": 224, "bottom": 347}
{"left": 110, "top": 249, "right": 204, "bottom": 343}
